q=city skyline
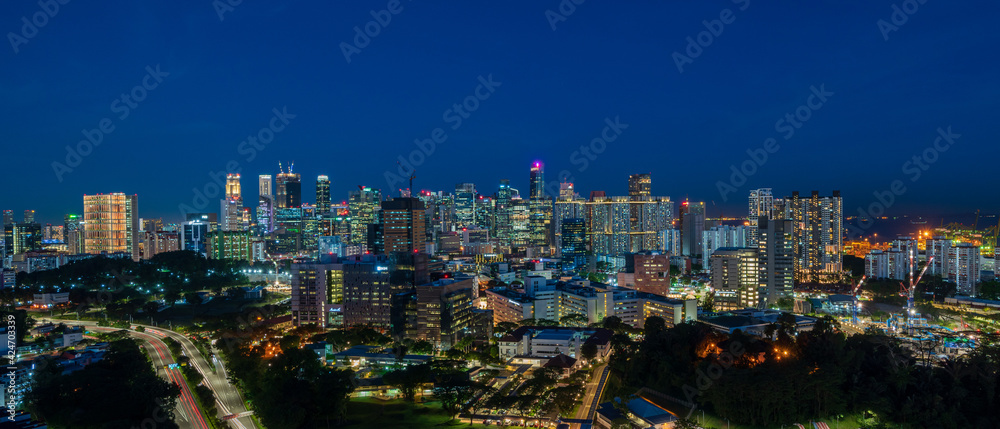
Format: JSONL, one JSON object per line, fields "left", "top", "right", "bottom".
{"left": 2, "top": 2, "right": 998, "bottom": 223}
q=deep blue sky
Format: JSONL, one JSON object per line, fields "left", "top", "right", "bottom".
{"left": 2, "top": 0, "right": 998, "bottom": 224}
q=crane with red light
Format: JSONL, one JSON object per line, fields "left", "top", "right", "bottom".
{"left": 899, "top": 248, "right": 934, "bottom": 330}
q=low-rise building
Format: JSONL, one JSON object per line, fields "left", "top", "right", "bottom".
{"left": 498, "top": 326, "right": 612, "bottom": 365}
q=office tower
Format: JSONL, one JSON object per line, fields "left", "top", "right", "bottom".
{"left": 340, "top": 255, "right": 392, "bottom": 328}
{"left": 2, "top": 211, "right": 12, "bottom": 226}
{"left": 947, "top": 243, "right": 981, "bottom": 296}
{"left": 628, "top": 173, "right": 651, "bottom": 198}
{"left": 257, "top": 175, "right": 275, "bottom": 234}
{"left": 291, "top": 261, "right": 339, "bottom": 328}
{"left": 787, "top": 191, "right": 843, "bottom": 282}
{"left": 316, "top": 175, "right": 331, "bottom": 215}
{"left": 276, "top": 164, "right": 302, "bottom": 209}
{"left": 529, "top": 161, "right": 546, "bottom": 199}
{"left": 586, "top": 195, "right": 674, "bottom": 257}
{"left": 702, "top": 225, "right": 750, "bottom": 265}
{"left": 348, "top": 186, "right": 382, "bottom": 245}
{"left": 748, "top": 188, "right": 774, "bottom": 247}
{"left": 301, "top": 205, "right": 320, "bottom": 255}
{"left": 180, "top": 219, "right": 209, "bottom": 255}
{"left": 494, "top": 179, "right": 513, "bottom": 246}
{"left": 23, "top": 210, "right": 35, "bottom": 224}
{"left": 928, "top": 236, "right": 951, "bottom": 277}
{"left": 142, "top": 218, "right": 163, "bottom": 233}
{"left": 143, "top": 230, "right": 180, "bottom": 259}
{"left": 757, "top": 216, "right": 794, "bottom": 305}
{"left": 554, "top": 183, "right": 585, "bottom": 255}
{"left": 274, "top": 207, "right": 304, "bottom": 254}
{"left": 630, "top": 252, "right": 671, "bottom": 297}
{"left": 679, "top": 201, "right": 706, "bottom": 257}
{"left": 510, "top": 197, "right": 531, "bottom": 248}
{"left": 382, "top": 198, "right": 427, "bottom": 254}
{"left": 710, "top": 247, "right": 759, "bottom": 311}
{"left": 560, "top": 217, "right": 587, "bottom": 264}
{"left": 83, "top": 193, "right": 139, "bottom": 261}
{"left": 528, "top": 197, "right": 553, "bottom": 249}
{"left": 415, "top": 277, "right": 475, "bottom": 349}
{"left": 660, "top": 229, "right": 681, "bottom": 254}
{"left": 221, "top": 174, "right": 244, "bottom": 231}
{"left": 454, "top": 183, "right": 476, "bottom": 228}
{"left": 3, "top": 223, "right": 42, "bottom": 255}
{"left": 474, "top": 196, "right": 495, "bottom": 233}
{"left": 205, "top": 230, "right": 252, "bottom": 261}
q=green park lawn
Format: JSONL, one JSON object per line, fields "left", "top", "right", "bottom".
{"left": 342, "top": 398, "right": 491, "bottom": 429}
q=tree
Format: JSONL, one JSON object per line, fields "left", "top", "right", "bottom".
{"left": 383, "top": 364, "right": 431, "bottom": 401}
{"left": 581, "top": 341, "right": 598, "bottom": 361}
{"left": 700, "top": 292, "right": 715, "bottom": 313}
{"left": 184, "top": 292, "right": 203, "bottom": 305}
{"left": 411, "top": 340, "right": 434, "bottom": 355}
{"left": 560, "top": 313, "right": 589, "bottom": 327}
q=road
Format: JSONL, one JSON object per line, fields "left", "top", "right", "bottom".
{"left": 569, "top": 364, "right": 610, "bottom": 427}
{"left": 50, "top": 319, "right": 257, "bottom": 429}
{"left": 87, "top": 326, "right": 208, "bottom": 429}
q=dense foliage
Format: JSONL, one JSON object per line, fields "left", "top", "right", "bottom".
{"left": 25, "top": 338, "right": 181, "bottom": 429}
{"left": 222, "top": 339, "right": 355, "bottom": 429}
{"left": 611, "top": 318, "right": 1000, "bottom": 428}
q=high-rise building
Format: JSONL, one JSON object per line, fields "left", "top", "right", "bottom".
{"left": 748, "top": 188, "right": 774, "bottom": 247}
{"left": 710, "top": 247, "right": 759, "bottom": 311}
{"left": 510, "top": 197, "right": 531, "bottom": 249}
{"left": 221, "top": 174, "right": 244, "bottom": 231}
{"left": 316, "top": 175, "right": 331, "bottom": 215}
{"left": 64, "top": 214, "right": 83, "bottom": 254}
{"left": 382, "top": 198, "right": 427, "bottom": 254}
{"left": 554, "top": 182, "right": 585, "bottom": 255}
{"left": 2, "top": 211, "right": 12, "bottom": 227}
{"left": 181, "top": 218, "right": 211, "bottom": 255}
{"left": 560, "top": 218, "right": 587, "bottom": 268}
{"left": 3, "top": 223, "right": 41, "bottom": 256}
{"left": 529, "top": 161, "right": 546, "bottom": 199}
{"left": 291, "top": 261, "right": 340, "bottom": 328}
{"left": 348, "top": 186, "right": 382, "bottom": 245}
{"left": 703, "top": 225, "right": 750, "bottom": 269}
{"left": 276, "top": 165, "right": 302, "bottom": 209}
{"left": 415, "top": 276, "right": 475, "bottom": 349}
{"left": 205, "top": 230, "right": 253, "bottom": 261}
{"left": 947, "top": 243, "right": 981, "bottom": 296}
{"left": 454, "top": 183, "right": 476, "bottom": 228}
{"left": 83, "top": 193, "right": 139, "bottom": 261}
{"left": 679, "top": 201, "right": 706, "bottom": 257}
{"left": 586, "top": 195, "right": 674, "bottom": 257}
{"left": 630, "top": 252, "right": 671, "bottom": 297}
{"left": 787, "top": 191, "right": 843, "bottom": 282}
{"left": 143, "top": 230, "right": 180, "bottom": 259}
{"left": 258, "top": 175, "right": 275, "bottom": 234}
{"left": 22, "top": 210, "right": 35, "bottom": 224}
{"left": 757, "top": 216, "right": 794, "bottom": 305}
{"left": 628, "top": 173, "right": 651, "bottom": 198}
{"left": 928, "top": 236, "right": 952, "bottom": 277}
{"left": 494, "top": 179, "right": 513, "bottom": 246}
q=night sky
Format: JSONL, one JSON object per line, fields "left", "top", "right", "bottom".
{"left": 3, "top": 0, "right": 998, "bottom": 224}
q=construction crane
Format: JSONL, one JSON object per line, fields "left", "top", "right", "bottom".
{"left": 899, "top": 248, "right": 934, "bottom": 330}
{"left": 851, "top": 275, "right": 868, "bottom": 324}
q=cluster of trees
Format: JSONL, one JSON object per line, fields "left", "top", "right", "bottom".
{"left": 610, "top": 316, "right": 1000, "bottom": 427}
{"left": 222, "top": 335, "right": 355, "bottom": 429}
{"left": 17, "top": 251, "right": 249, "bottom": 297}
{"left": 25, "top": 338, "right": 182, "bottom": 428}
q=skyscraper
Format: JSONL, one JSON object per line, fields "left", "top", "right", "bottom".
{"left": 529, "top": 161, "right": 546, "bottom": 199}
{"left": 276, "top": 164, "right": 301, "bottom": 209}
{"left": 221, "top": 174, "right": 244, "bottom": 231}
{"left": 23, "top": 210, "right": 35, "bottom": 224}
{"left": 83, "top": 193, "right": 139, "bottom": 261}
{"left": 348, "top": 186, "right": 382, "bottom": 245}
{"left": 316, "top": 175, "right": 331, "bottom": 215}
{"left": 757, "top": 216, "right": 794, "bottom": 305}
{"left": 631, "top": 252, "right": 671, "bottom": 297}
{"left": 787, "top": 191, "right": 843, "bottom": 282}
{"left": 747, "top": 188, "right": 774, "bottom": 247}
{"left": 454, "top": 183, "right": 476, "bottom": 228}
{"left": 494, "top": 179, "right": 513, "bottom": 245}
{"left": 382, "top": 197, "right": 427, "bottom": 254}
{"left": 628, "top": 173, "right": 651, "bottom": 198}
{"left": 2, "top": 210, "right": 12, "bottom": 227}
{"left": 560, "top": 218, "right": 586, "bottom": 267}
{"left": 64, "top": 214, "right": 83, "bottom": 254}
{"left": 710, "top": 247, "right": 759, "bottom": 311}
{"left": 258, "top": 174, "right": 274, "bottom": 233}
{"left": 679, "top": 201, "right": 706, "bottom": 257}
{"left": 948, "top": 243, "right": 981, "bottom": 296}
